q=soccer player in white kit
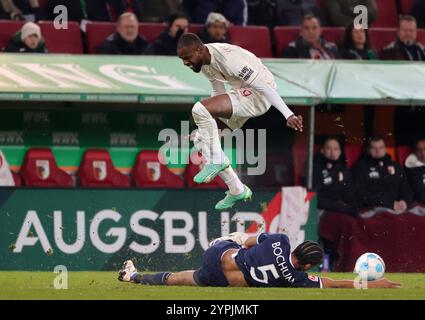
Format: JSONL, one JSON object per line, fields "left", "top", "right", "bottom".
{"left": 177, "top": 33, "right": 303, "bottom": 210}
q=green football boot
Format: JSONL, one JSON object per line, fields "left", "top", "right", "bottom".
{"left": 215, "top": 185, "right": 253, "bottom": 210}
{"left": 194, "top": 159, "right": 230, "bottom": 184}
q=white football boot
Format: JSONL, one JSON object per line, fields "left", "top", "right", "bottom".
{"left": 118, "top": 260, "right": 137, "bottom": 282}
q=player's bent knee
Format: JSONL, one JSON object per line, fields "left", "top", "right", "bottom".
{"left": 192, "top": 101, "right": 212, "bottom": 120}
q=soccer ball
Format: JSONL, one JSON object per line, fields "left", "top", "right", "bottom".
{"left": 354, "top": 252, "right": 385, "bottom": 281}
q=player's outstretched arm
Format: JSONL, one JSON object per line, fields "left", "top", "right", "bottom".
{"left": 248, "top": 78, "right": 303, "bottom": 132}
{"left": 321, "top": 277, "right": 401, "bottom": 289}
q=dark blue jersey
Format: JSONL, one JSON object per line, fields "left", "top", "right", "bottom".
{"left": 234, "top": 233, "right": 322, "bottom": 288}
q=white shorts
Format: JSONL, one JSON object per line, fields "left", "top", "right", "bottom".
{"left": 219, "top": 88, "right": 271, "bottom": 130}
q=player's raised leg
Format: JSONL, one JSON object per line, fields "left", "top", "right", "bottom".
{"left": 192, "top": 94, "right": 252, "bottom": 209}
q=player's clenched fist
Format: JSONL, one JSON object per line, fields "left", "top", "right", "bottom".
{"left": 287, "top": 115, "right": 303, "bottom": 132}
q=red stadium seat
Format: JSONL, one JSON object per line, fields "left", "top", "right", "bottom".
{"left": 186, "top": 152, "right": 226, "bottom": 189}
{"left": 85, "top": 22, "right": 116, "bottom": 53}
{"left": 131, "top": 150, "right": 184, "bottom": 188}
{"left": 21, "top": 148, "right": 73, "bottom": 187}
{"left": 373, "top": 0, "right": 398, "bottom": 27}
{"left": 397, "top": 146, "right": 413, "bottom": 166}
{"left": 12, "top": 172, "right": 22, "bottom": 187}
{"left": 78, "top": 149, "right": 130, "bottom": 188}
{"left": 322, "top": 27, "right": 345, "bottom": 46}
{"left": 0, "top": 20, "right": 25, "bottom": 51}
{"left": 400, "top": 0, "right": 415, "bottom": 14}
{"left": 344, "top": 145, "right": 362, "bottom": 168}
{"left": 228, "top": 26, "right": 272, "bottom": 58}
{"left": 274, "top": 26, "right": 299, "bottom": 57}
{"left": 38, "top": 21, "right": 83, "bottom": 53}
{"left": 138, "top": 23, "right": 166, "bottom": 42}
{"left": 417, "top": 29, "right": 425, "bottom": 45}
{"left": 369, "top": 28, "right": 397, "bottom": 55}
{"left": 189, "top": 24, "right": 204, "bottom": 35}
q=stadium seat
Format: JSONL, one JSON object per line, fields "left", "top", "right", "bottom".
{"left": 373, "top": 0, "right": 398, "bottom": 27}
{"left": 397, "top": 145, "right": 412, "bottom": 165}
{"left": 417, "top": 29, "right": 425, "bottom": 45}
{"left": 369, "top": 28, "right": 397, "bottom": 55}
{"left": 12, "top": 172, "right": 22, "bottom": 187}
{"left": 188, "top": 24, "right": 204, "bottom": 35}
{"left": 78, "top": 149, "right": 130, "bottom": 188}
{"left": 228, "top": 26, "right": 272, "bottom": 58}
{"left": 38, "top": 21, "right": 83, "bottom": 53}
{"left": 21, "top": 148, "right": 73, "bottom": 187}
{"left": 86, "top": 22, "right": 116, "bottom": 53}
{"left": 322, "top": 27, "right": 345, "bottom": 46}
{"left": 400, "top": 0, "right": 415, "bottom": 14}
{"left": 344, "top": 145, "right": 362, "bottom": 168}
{"left": 0, "top": 20, "right": 25, "bottom": 51}
{"left": 273, "top": 26, "right": 299, "bottom": 57}
{"left": 186, "top": 152, "right": 226, "bottom": 189}
{"left": 131, "top": 150, "right": 184, "bottom": 188}
{"left": 255, "top": 153, "right": 294, "bottom": 187}
{"left": 138, "top": 23, "right": 166, "bottom": 42}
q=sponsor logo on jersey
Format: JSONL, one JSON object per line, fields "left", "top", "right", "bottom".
{"left": 238, "top": 66, "right": 254, "bottom": 81}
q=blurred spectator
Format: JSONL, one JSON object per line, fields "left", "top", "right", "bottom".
{"left": 405, "top": 139, "right": 425, "bottom": 203}
{"left": 3, "top": 21, "right": 47, "bottom": 53}
{"left": 412, "top": 0, "right": 425, "bottom": 28}
{"left": 313, "top": 137, "right": 358, "bottom": 216}
{"left": 381, "top": 15, "right": 425, "bottom": 61}
{"left": 283, "top": 14, "right": 340, "bottom": 59}
{"left": 98, "top": 12, "right": 149, "bottom": 55}
{"left": 45, "top": 0, "right": 86, "bottom": 22}
{"left": 0, "top": 150, "right": 15, "bottom": 186}
{"left": 0, "top": 0, "right": 40, "bottom": 21}
{"left": 275, "top": 0, "right": 322, "bottom": 26}
{"left": 182, "top": 0, "right": 247, "bottom": 26}
{"left": 340, "top": 21, "right": 377, "bottom": 59}
{"left": 198, "top": 12, "right": 229, "bottom": 44}
{"left": 140, "top": 0, "right": 181, "bottom": 23}
{"left": 144, "top": 13, "right": 189, "bottom": 55}
{"left": 352, "top": 136, "right": 413, "bottom": 211}
{"left": 0, "top": 1, "right": 7, "bottom": 18}
{"left": 87, "top": 0, "right": 143, "bottom": 22}
{"left": 325, "top": 0, "right": 377, "bottom": 27}
{"left": 246, "top": 0, "right": 276, "bottom": 27}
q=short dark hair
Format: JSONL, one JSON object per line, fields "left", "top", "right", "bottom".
{"left": 293, "top": 241, "right": 323, "bottom": 266}
{"left": 303, "top": 13, "right": 320, "bottom": 25}
{"left": 168, "top": 12, "right": 189, "bottom": 27}
{"left": 399, "top": 15, "right": 417, "bottom": 26}
{"left": 177, "top": 33, "right": 203, "bottom": 50}
{"left": 368, "top": 135, "right": 385, "bottom": 147}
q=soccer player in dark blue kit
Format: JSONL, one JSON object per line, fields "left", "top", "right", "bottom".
{"left": 118, "top": 232, "right": 400, "bottom": 289}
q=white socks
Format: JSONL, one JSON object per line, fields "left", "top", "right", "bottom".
{"left": 192, "top": 102, "right": 224, "bottom": 164}
{"left": 219, "top": 166, "right": 245, "bottom": 195}
{"left": 191, "top": 102, "right": 245, "bottom": 196}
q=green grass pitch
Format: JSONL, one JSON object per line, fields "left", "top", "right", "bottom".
{"left": 0, "top": 272, "right": 424, "bottom": 300}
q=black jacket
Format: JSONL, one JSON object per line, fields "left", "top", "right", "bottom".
{"left": 313, "top": 153, "right": 358, "bottom": 215}
{"left": 352, "top": 154, "right": 413, "bottom": 209}
{"left": 144, "top": 29, "right": 182, "bottom": 56}
{"left": 98, "top": 32, "right": 149, "bottom": 55}
{"left": 283, "top": 36, "right": 340, "bottom": 59}
{"left": 3, "top": 32, "right": 47, "bottom": 53}
{"left": 381, "top": 38, "right": 425, "bottom": 61}
{"left": 405, "top": 154, "right": 425, "bottom": 203}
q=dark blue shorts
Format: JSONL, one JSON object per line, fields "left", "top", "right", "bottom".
{"left": 193, "top": 240, "right": 241, "bottom": 287}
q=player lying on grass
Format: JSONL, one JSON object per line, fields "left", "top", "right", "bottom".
{"left": 118, "top": 232, "right": 400, "bottom": 289}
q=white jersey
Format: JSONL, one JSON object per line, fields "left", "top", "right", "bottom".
{"left": 202, "top": 43, "right": 277, "bottom": 94}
